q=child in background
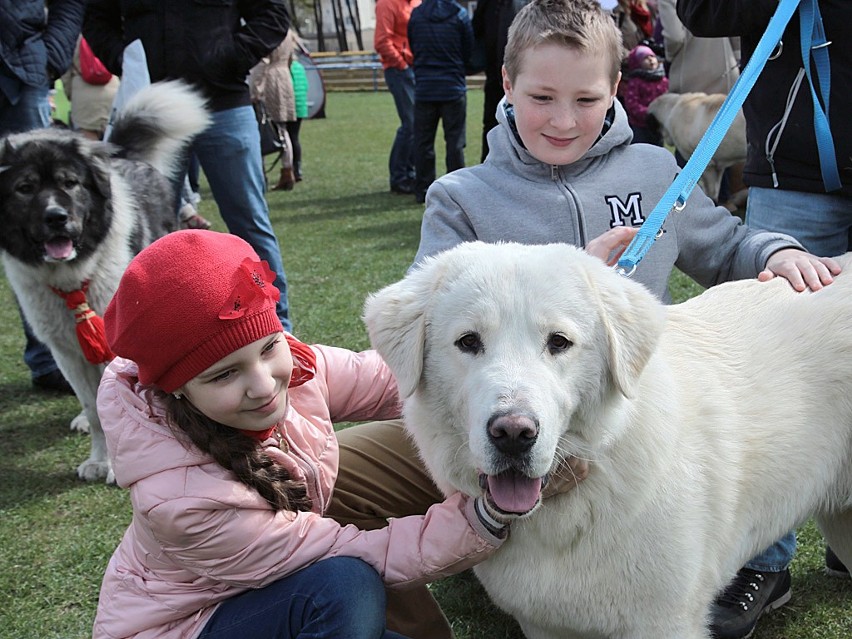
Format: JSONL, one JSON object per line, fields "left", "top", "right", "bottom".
{"left": 92, "top": 230, "right": 514, "bottom": 639}
{"left": 289, "top": 54, "right": 309, "bottom": 182}
{"left": 622, "top": 43, "right": 668, "bottom": 145}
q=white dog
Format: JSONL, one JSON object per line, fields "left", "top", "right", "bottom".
{"left": 647, "top": 92, "right": 747, "bottom": 208}
{"left": 363, "top": 241, "right": 852, "bottom": 639}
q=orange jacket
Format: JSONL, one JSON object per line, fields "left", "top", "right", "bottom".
{"left": 374, "top": 0, "right": 422, "bottom": 69}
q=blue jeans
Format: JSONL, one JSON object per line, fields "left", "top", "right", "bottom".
{"left": 383, "top": 67, "right": 416, "bottom": 189}
{"left": 413, "top": 96, "right": 467, "bottom": 202}
{"left": 190, "top": 106, "right": 292, "bottom": 332}
{"left": 0, "top": 83, "right": 61, "bottom": 379}
{"left": 197, "top": 557, "right": 409, "bottom": 639}
{"left": 743, "top": 185, "right": 852, "bottom": 572}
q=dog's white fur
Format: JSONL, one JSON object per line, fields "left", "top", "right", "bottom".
{"left": 647, "top": 92, "right": 746, "bottom": 205}
{"left": 364, "top": 242, "right": 852, "bottom": 639}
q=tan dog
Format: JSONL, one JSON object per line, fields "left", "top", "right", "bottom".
{"left": 647, "top": 92, "right": 747, "bottom": 208}
{"left": 364, "top": 241, "right": 852, "bottom": 639}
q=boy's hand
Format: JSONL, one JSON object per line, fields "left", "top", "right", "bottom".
{"left": 585, "top": 227, "right": 640, "bottom": 266}
{"left": 760, "top": 248, "right": 841, "bottom": 292}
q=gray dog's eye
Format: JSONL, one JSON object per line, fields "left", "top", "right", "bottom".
{"left": 455, "top": 332, "right": 484, "bottom": 355}
{"left": 547, "top": 333, "right": 573, "bottom": 354}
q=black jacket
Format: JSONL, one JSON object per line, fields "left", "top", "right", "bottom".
{"left": 83, "top": 0, "right": 289, "bottom": 112}
{"left": 678, "top": 0, "right": 852, "bottom": 196}
{"left": 408, "top": 0, "right": 474, "bottom": 101}
{"left": 0, "top": 0, "right": 85, "bottom": 89}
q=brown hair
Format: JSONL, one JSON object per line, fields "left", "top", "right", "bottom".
{"left": 503, "top": 0, "right": 623, "bottom": 85}
{"left": 163, "top": 393, "right": 312, "bottom": 512}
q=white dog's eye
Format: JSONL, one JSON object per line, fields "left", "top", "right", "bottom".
{"left": 455, "top": 332, "right": 484, "bottom": 355}
{"left": 547, "top": 333, "right": 573, "bottom": 354}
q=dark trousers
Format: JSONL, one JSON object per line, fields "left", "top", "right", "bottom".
{"left": 413, "top": 95, "right": 467, "bottom": 202}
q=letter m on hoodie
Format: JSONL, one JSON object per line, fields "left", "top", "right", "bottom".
{"left": 604, "top": 192, "right": 645, "bottom": 227}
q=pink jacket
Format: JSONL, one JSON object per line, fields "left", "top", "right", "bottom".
{"left": 93, "top": 344, "right": 502, "bottom": 639}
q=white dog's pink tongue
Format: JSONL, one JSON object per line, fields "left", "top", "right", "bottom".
{"left": 487, "top": 472, "right": 542, "bottom": 514}
{"left": 45, "top": 239, "right": 74, "bottom": 260}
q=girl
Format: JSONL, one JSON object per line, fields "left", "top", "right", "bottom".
{"left": 94, "top": 229, "right": 511, "bottom": 639}
{"left": 622, "top": 44, "right": 669, "bottom": 146}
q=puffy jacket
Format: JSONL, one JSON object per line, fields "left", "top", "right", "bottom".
{"left": 83, "top": 0, "right": 289, "bottom": 112}
{"left": 678, "top": 0, "right": 852, "bottom": 196}
{"left": 93, "top": 344, "right": 503, "bottom": 639}
{"left": 374, "top": 0, "right": 421, "bottom": 70}
{"left": 408, "top": 0, "right": 474, "bottom": 101}
{"left": 0, "top": 0, "right": 85, "bottom": 89}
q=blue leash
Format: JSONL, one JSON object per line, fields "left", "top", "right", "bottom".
{"left": 616, "top": 0, "right": 838, "bottom": 277}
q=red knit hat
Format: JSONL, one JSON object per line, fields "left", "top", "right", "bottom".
{"left": 104, "top": 230, "right": 283, "bottom": 393}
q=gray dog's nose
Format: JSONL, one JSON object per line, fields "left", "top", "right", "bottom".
{"left": 487, "top": 413, "right": 539, "bottom": 455}
{"left": 44, "top": 205, "right": 69, "bottom": 227}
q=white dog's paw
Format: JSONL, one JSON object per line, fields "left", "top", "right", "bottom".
{"left": 106, "top": 467, "right": 116, "bottom": 485}
{"left": 76, "top": 458, "right": 111, "bottom": 482}
{"left": 70, "top": 411, "right": 90, "bottom": 434}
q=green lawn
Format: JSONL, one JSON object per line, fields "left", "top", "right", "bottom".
{"left": 0, "top": 89, "right": 848, "bottom": 638}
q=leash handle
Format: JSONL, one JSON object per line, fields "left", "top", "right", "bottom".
{"left": 616, "top": 0, "right": 803, "bottom": 277}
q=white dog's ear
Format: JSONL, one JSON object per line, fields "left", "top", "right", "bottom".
{"left": 363, "top": 263, "right": 440, "bottom": 398}
{"left": 587, "top": 266, "right": 666, "bottom": 399}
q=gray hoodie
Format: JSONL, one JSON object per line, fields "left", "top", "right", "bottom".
{"left": 414, "top": 98, "right": 802, "bottom": 302}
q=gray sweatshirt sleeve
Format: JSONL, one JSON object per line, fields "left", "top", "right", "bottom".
{"left": 671, "top": 187, "right": 803, "bottom": 288}
{"left": 412, "top": 181, "right": 479, "bottom": 268}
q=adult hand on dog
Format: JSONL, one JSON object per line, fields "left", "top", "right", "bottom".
{"left": 760, "top": 249, "right": 841, "bottom": 292}
{"left": 542, "top": 455, "right": 589, "bottom": 499}
{"left": 585, "top": 227, "right": 640, "bottom": 266}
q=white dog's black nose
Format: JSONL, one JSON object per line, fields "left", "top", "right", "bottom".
{"left": 487, "top": 413, "right": 538, "bottom": 455}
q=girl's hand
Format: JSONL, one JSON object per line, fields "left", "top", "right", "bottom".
{"left": 585, "top": 227, "right": 640, "bottom": 266}
{"left": 760, "top": 249, "right": 841, "bottom": 292}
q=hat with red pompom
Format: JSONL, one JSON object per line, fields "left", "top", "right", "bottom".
{"left": 104, "top": 230, "right": 284, "bottom": 392}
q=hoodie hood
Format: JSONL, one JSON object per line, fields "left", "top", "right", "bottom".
{"left": 98, "top": 357, "right": 212, "bottom": 487}
{"left": 421, "top": 0, "right": 464, "bottom": 21}
{"left": 491, "top": 96, "right": 633, "bottom": 174}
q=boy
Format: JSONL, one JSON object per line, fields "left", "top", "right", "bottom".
{"left": 413, "top": 0, "right": 839, "bottom": 298}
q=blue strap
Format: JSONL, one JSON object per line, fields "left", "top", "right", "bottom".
{"left": 616, "top": 0, "right": 802, "bottom": 277}
{"left": 799, "top": 0, "right": 841, "bottom": 192}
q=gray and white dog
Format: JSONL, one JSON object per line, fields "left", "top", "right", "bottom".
{"left": 0, "top": 81, "right": 210, "bottom": 482}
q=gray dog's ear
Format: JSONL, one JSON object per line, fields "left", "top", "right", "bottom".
{"left": 584, "top": 263, "right": 665, "bottom": 399}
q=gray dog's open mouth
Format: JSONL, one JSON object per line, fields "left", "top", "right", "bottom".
{"left": 44, "top": 237, "right": 75, "bottom": 261}
{"left": 482, "top": 470, "right": 543, "bottom": 514}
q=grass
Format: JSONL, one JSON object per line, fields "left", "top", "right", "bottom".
{"left": 0, "top": 90, "right": 849, "bottom": 639}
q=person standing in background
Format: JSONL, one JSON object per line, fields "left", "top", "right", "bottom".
{"left": 0, "top": 0, "right": 86, "bottom": 393}
{"left": 408, "top": 0, "right": 474, "bottom": 203}
{"left": 374, "top": 0, "right": 421, "bottom": 195}
{"left": 289, "top": 47, "right": 309, "bottom": 182}
{"left": 84, "top": 0, "right": 294, "bottom": 333}
{"left": 250, "top": 29, "right": 299, "bottom": 192}
{"left": 471, "top": 0, "right": 528, "bottom": 162}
